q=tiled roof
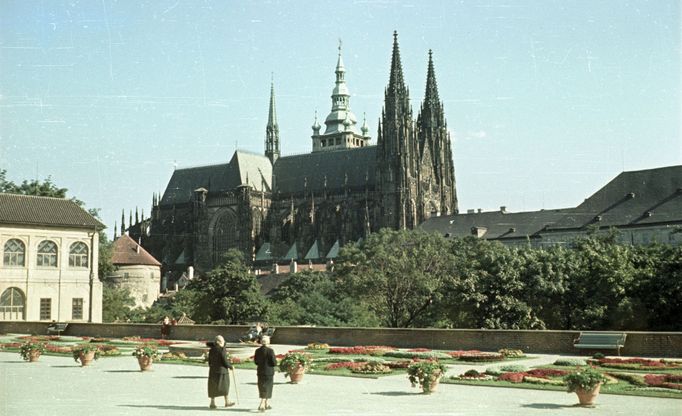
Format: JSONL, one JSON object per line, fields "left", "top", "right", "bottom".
{"left": 420, "top": 208, "right": 573, "bottom": 240}
{"left": 0, "top": 193, "right": 104, "bottom": 229}
{"left": 273, "top": 146, "right": 376, "bottom": 195}
{"left": 548, "top": 165, "right": 682, "bottom": 230}
{"left": 111, "top": 234, "right": 161, "bottom": 266}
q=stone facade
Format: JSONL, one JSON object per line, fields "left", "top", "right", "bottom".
{"left": 133, "top": 33, "right": 458, "bottom": 278}
{"left": 108, "top": 235, "right": 161, "bottom": 309}
{"left": 0, "top": 194, "right": 103, "bottom": 322}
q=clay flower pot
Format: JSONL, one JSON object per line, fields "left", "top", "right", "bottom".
{"left": 575, "top": 384, "right": 601, "bottom": 406}
{"left": 137, "top": 355, "right": 153, "bottom": 371}
{"left": 79, "top": 350, "right": 96, "bottom": 366}
{"left": 28, "top": 350, "right": 41, "bottom": 363}
{"left": 288, "top": 364, "right": 305, "bottom": 384}
{"left": 422, "top": 375, "right": 441, "bottom": 394}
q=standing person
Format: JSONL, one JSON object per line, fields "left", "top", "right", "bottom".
{"left": 207, "top": 335, "right": 235, "bottom": 409}
{"left": 254, "top": 335, "right": 277, "bottom": 411}
{"left": 160, "top": 316, "right": 171, "bottom": 339}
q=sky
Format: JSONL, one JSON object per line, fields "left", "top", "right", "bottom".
{"left": 1, "top": 0, "right": 680, "bottom": 239}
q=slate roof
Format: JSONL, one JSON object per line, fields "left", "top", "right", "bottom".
{"left": 160, "top": 151, "right": 272, "bottom": 205}
{"left": 273, "top": 146, "right": 376, "bottom": 195}
{"left": 547, "top": 165, "right": 682, "bottom": 230}
{"left": 0, "top": 193, "right": 104, "bottom": 230}
{"left": 111, "top": 234, "right": 161, "bottom": 266}
{"left": 420, "top": 165, "right": 682, "bottom": 240}
{"left": 420, "top": 208, "right": 574, "bottom": 240}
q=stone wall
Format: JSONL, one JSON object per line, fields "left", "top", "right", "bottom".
{"left": 1, "top": 322, "right": 679, "bottom": 357}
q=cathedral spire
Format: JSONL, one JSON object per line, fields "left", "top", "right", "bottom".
{"left": 388, "top": 31, "right": 407, "bottom": 98}
{"left": 424, "top": 50, "right": 440, "bottom": 108}
{"left": 265, "top": 76, "right": 280, "bottom": 164}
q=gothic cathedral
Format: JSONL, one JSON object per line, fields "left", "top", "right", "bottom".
{"left": 136, "top": 32, "right": 457, "bottom": 277}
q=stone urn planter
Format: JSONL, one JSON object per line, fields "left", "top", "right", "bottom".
{"left": 137, "top": 355, "right": 153, "bottom": 371}
{"left": 132, "top": 344, "right": 159, "bottom": 372}
{"left": 72, "top": 345, "right": 100, "bottom": 367}
{"left": 564, "top": 368, "right": 607, "bottom": 406}
{"left": 19, "top": 341, "right": 46, "bottom": 363}
{"left": 408, "top": 361, "right": 446, "bottom": 394}
{"left": 288, "top": 364, "right": 305, "bottom": 384}
{"left": 575, "top": 384, "right": 602, "bottom": 406}
{"left": 279, "top": 352, "right": 312, "bottom": 384}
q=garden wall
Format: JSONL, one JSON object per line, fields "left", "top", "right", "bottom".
{"left": 1, "top": 321, "right": 680, "bottom": 357}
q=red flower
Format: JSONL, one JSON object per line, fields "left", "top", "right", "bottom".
{"left": 499, "top": 372, "right": 527, "bottom": 383}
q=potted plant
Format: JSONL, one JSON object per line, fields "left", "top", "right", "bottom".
{"left": 132, "top": 344, "right": 159, "bottom": 371}
{"left": 408, "top": 361, "right": 447, "bottom": 394}
{"left": 72, "top": 344, "right": 101, "bottom": 366}
{"left": 564, "top": 368, "right": 608, "bottom": 406}
{"left": 20, "top": 341, "right": 46, "bottom": 362}
{"left": 278, "top": 352, "right": 312, "bottom": 383}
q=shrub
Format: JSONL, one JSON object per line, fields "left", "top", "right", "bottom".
{"left": 160, "top": 352, "right": 187, "bottom": 361}
{"left": 498, "top": 349, "right": 525, "bottom": 358}
{"left": 407, "top": 361, "right": 447, "bottom": 391}
{"left": 457, "top": 352, "right": 505, "bottom": 362}
{"left": 385, "top": 360, "right": 412, "bottom": 369}
{"left": 499, "top": 364, "right": 528, "bottom": 373}
{"left": 498, "top": 372, "right": 526, "bottom": 383}
{"left": 351, "top": 361, "right": 392, "bottom": 374}
{"left": 524, "top": 376, "right": 565, "bottom": 386}
{"left": 553, "top": 358, "right": 587, "bottom": 366}
{"left": 485, "top": 367, "right": 503, "bottom": 376}
{"left": 279, "top": 352, "right": 312, "bottom": 376}
{"left": 98, "top": 345, "right": 121, "bottom": 356}
{"left": 384, "top": 351, "right": 451, "bottom": 360}
{"left": 463, "top": 369, "right": 480, "bottom": 377}
{"left": 592, "top": 352, "right": 605, "bottom": 359}
{"left": 564, "top": 368, "right": 607, "bottom": 392}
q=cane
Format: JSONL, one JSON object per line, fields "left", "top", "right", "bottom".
{"left": 231, "top": 368, "right": 240, "bottom": 405}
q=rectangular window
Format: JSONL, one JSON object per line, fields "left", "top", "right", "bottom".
{"left": 40, "top": 298, "right": 51, "bottom": 321}
{"left": 72, "top": 298, "right": 83, "bottom": 320}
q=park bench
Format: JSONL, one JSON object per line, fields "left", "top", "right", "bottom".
{"left": 46, "top": 322, "right": 69, "bottom": 336}
{"left": 574, "top": 332, "right": 626, "bottom": 356}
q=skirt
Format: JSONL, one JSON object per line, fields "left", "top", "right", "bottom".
{"left": 208, "top": 371, "right": 230, "bottom": 398}
{"left": 257, "top": 374, "right": 274, "bottom": 399}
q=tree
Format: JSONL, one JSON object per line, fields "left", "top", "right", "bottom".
{"left": 187, "top": 249, "right": 267, "bottom": 324}
{"left": 268, "top": 271, "right": 379, "bottom": 327}
{"left": 336, "top": 229, "right": 453, "bottom": 328}
{"left": 102, "top": 286, "right": 136, "bottom": 322}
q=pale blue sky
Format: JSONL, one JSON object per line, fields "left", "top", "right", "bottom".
{"left": 1, "top": 0, "right": 680, "bottom": 238}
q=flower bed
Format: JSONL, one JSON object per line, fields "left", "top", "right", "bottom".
{"left": 351, "top": 361, "right": 392, "bottom": 374}
{"left": 406, "top": 348, "right": 431, "bottom": 352}
{"left": 383, "top": 350, "right": 451, "bottom": 360}
{"left": 526, "top": 368, "right": 569, "bottom": 378}
{"left": 0, "top": 342, "right": 22, "bottom": 349}
{"left": 524, "top": 376, "right": 565, "bottom": 386}
{"left": 306, "top": 342, "right": 330, "bottom": 350}
{"left": 328, "top": 346, "right": 396, "bottom": 355}
{"left": 324, "top": 361, "right": 364, "bottom": 371}
{"left": 554, "top": 358, "right": 587, "bottom": 366}
{"left": 446, "top": 350, "right": 481, "bottom": 358}
{"left": 45, "top": 343, "right": 73, "bottom": 354}
{"left": 385, "top": 360, "right": 413, "bottom": 369}
{"left": 644, "top": 374, "right": 682, "bottom": 390}
{"left": 498, "top": 372, "right": 526, "bottom": 383}
{"left": 498, "top": 349, "right": 525, "bottom": 358}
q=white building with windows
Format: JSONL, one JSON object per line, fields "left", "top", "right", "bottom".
{"left": 0, "top": 193, "right": 104, "bottom": 322}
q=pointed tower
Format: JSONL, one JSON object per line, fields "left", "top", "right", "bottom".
{"left": 416, "top": 50, "right": 458, "bottom": 216}
{"left": 311, "top": 40, "right": 370, "bottom": 152}
{"left": 377, "top": 31, "right": 418, "bottom": 229}
{"left": 265, "top": 78, "right": 280, "bottom": 164}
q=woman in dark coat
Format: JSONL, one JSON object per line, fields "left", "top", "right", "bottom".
{"left": 207, "top": 335, "right": 234, "bottom": 409}
{"left": 253, "top": 335, "right": 277, "bottom": 411}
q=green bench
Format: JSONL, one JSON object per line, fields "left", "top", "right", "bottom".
{"left": 47, "top": 322, "right": 69, "bottom": 336}
{"left": 574, "top": 332, "right": 626, "bottom": 356}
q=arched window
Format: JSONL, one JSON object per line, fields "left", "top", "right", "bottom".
{"left": 3, "top": 239, "right": 26, "bottom": 266}
{"left": 69, "top": 242, "right": 89, "bottom": 268}
{"left": 0, "top": 287, "right": 25, "bottom": 320}
{"left": 212, "top": 211, "right": 239, "bottom": 265}
{"left": 37, "top": 240, "right": 58, "bottom": 267}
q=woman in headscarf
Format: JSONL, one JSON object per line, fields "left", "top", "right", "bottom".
{"left": 253, "top": 335, "right": 277, "bottom": 411}
{"left": 207, "top": 335, "right": 234, "bottom": 409}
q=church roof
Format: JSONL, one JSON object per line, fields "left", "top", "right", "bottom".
{"left": 160, "top": 151, "right": 272, "bottom": 205}
{"left": 273, "top": 146, "right": 376, "bottom": 195}
{"left": 111, "top": 234, "right": 161, "bottom": 266}
{"left": 0, "top": 193, "right": 104, "bottom": 230}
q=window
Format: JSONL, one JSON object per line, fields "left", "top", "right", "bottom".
{"left": 69, "top": 242, "right": 89, "bottom": 268}
{"left": 0, "top": 287, "right": 25, "bottom": 320}
{"left": 37, "top": 240, "right": 58, "bottom": 267}
{"left": 212, "top": 211, "right": 239, "bottom": 265}
{"left": 40, "top": 298, "right": 51, "bottom": 320}
{"left": 72, "top": 298, "right": 83, "bottom": 320}
{"left": 3, "top": 239, "right": 25, "bottom": 266}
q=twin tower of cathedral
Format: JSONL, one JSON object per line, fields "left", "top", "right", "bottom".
{"left": 143, "top": 32, "right": 458, "bottom": 274}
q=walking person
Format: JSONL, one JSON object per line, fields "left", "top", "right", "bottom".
{"left": 207, "top": 335, "right": 235, "bottom": 409}
{"left": 254, "top": 335, "right": 277, "bottom": 411}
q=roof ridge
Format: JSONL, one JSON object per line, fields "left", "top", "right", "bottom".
{"left": 0, "top": 192, "right": 76, "bottom": 202}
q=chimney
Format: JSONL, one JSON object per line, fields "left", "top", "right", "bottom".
{"left": 187, "top": 266, "right": 194, "bottom": 280}
{"left": 500, "top": 206, "right": 507, "bottom": 213}
{"left": 467, "top": 209, "right": 475, "bottom": 214}
{"left": 477, "top": 208, "right": 483, "bottom": 213}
